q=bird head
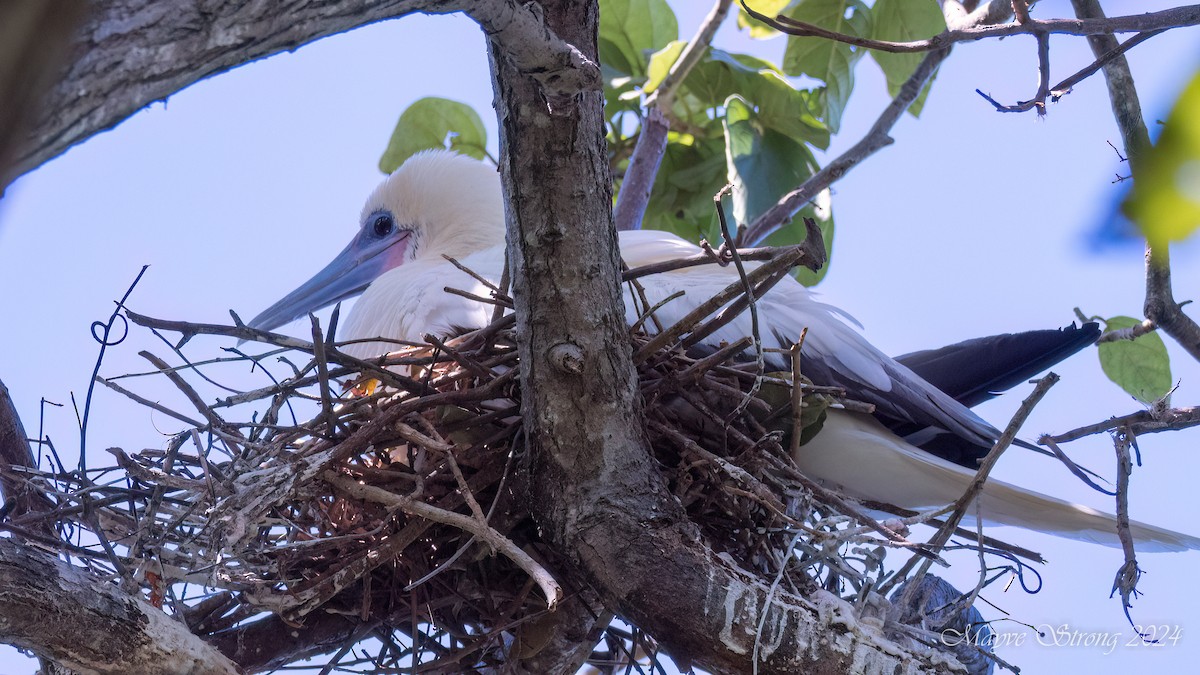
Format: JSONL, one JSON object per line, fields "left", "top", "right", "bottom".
{"left": 247, "top": 151, "right": 505, "bottom": 334}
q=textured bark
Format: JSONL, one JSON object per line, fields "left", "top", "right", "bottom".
{"left": 0, "top": 539, "right": 240, "bottom": 675}
{"left": 0, "top": 379, "right": 56, "bottom": 526}
{"left": 10, "top": 0, "right": 599, "bottom": 188}
{"left": 487, "top": 2, "right": 958, "bottom": 673}
{"left": 0, "top": 1, "right": 88, "bottom": 193}
{"left": 10, "top": 0, "right": 433, "bottom": 185}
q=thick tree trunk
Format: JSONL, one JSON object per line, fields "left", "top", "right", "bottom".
{"left": 486, "top": 2, "right": 957, "bottom": 673}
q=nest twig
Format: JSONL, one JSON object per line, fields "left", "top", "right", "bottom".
{"left": 7, "top": 249, "right": 1032, "bottom": 672}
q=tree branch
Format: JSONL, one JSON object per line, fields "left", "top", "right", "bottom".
{"left": 614, "top": 0, "right": 733, "bottom": 231}
{"left": 742, "top": 48, "right": 946, "bottom": 244}
{"left": 0, "top": 378, "right": 56, "bottom": 527}
{"left": 11, "top": 0, "right": 600, "bottom": 186}
{"left": 1069, "top": 0, "right": 1200, "bottom": 361}
{"left": 742, "top": 1, "right": 1200, "bottom": 53}
{"left": 0, "top": 538, "right": 240, "bottom": 674}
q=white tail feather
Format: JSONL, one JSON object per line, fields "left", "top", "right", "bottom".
{"left": 796, "top": 410, "right": 1200, "bottom": 552}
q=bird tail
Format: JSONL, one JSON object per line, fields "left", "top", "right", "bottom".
{"left": 796, "top": 411, "right": 1200, "bottom": 552}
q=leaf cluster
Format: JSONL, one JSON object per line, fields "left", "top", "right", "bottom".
{"left": 378, "top": 0, "right": 947, "bottom": 286}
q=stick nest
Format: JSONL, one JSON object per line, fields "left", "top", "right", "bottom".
{"left": 15, "top": 272, "right": 988, "bottom": 672}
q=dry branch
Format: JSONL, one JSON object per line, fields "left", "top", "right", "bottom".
{"left": 743, "top": 1, "right": 1200, "bottom": 52}
{"left": 0, "top": 538, "right": 239, "bottom": 674}
{"left": 12, "top": 0, "right": 600, "bottom": 185}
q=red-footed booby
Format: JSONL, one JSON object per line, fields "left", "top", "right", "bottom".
{"left": 248, "top": 150, "right": 1200, "bottom": 552}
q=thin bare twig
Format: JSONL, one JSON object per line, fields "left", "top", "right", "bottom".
{"left": 742, "top": 1, "right": 1200, "bottom": 53}
{"left": 1109, "top": 427, "right": 1141, "bottom": 618}
{"left": 885, "top": 373, "right": 1058, "bottom": 601}
{"left": 741, "top": 49, "right": 946, "bottom": 244}
{"left": 325, "top": 472, "right": 562, "bottom": 610}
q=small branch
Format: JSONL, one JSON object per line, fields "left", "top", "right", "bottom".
{"left": 977, "top": 32, "right": 1051, "bottom": 114}
{"left": 742, "top": 49, "right": 945, "bottom": 244}
{"left": 613, "top": 107, "right": 669, "bottom": 231}
{"left": 615, "top": 0, "right": 732, "bottom": 230}
{"left": 622, "top": 237, "right": 822, "bottom": 281}
{"left": 1109, "top": 427, "right": 1141, "bottom": 616}
{"left": 1042, "top": 405, "right": 1200, "bottom": 443}
{"left": 1096, "top": 318, "right": 1156, "bottom": 343}
{"left": 634, "top": 247, "right": 808, "bottom": 362}
{"left": 1068, "top": 0, "right": 1200, "bottom": 362}
{"left": 888, "top": 373, "right": 1058, "bottom": 604}
{"left": 647, "top": 0, "right": 733, "bottom": 110}
{"left": 742, "top": 1, "right": 1200, "bottom": 53}
{"left": 325, "top": 472, "right": 562, "bottom": 610}
{"left": 1050, "top": 30, "right": 1164, "bottom": 100}
{"left": 126, "top": 310, "right": 426, "bottom": 394}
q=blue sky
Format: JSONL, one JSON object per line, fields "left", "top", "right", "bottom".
{"left": 1, "top": 0, "right": 1198, "bottom": 672}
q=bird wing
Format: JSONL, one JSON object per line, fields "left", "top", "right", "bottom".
{"left": 896, "top": 323, "right": 1101, "bottom": 409}
{"left": 796, "top": 410, "right": 1200, "bottom": 552}
{"left": 617, "top": 229, "right": 1001, "bottom": 450}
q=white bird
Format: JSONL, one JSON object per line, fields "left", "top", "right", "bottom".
{"left": 249, "top": 150, "right": 1200, "bottom": 552}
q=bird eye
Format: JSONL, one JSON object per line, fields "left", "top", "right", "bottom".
{"left": 371, "top": 213, "right": 395, "bottom": 237}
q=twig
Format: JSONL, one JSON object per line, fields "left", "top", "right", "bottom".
{"left": 742, "top": 1, "right": 1200, "bottom": 52}
{"left": 127, "top": 310, "right": 427, "bottom": 394}
{"left": 94, "top": 376, "right": 204, "bottom": 429}
{"left": 633, "top": 247, "right": 808, "bottom": 362}
{"left": 977, "top": 32, "right": 1051, "bottom": 114}
{"left": 442, "top": 254, "right": 502, "bottom": 295}
{"left": 787, "top": 331, "right": 808, "bottom": 460}
{"left": 309, "top": 316, "right": 337, "bottom": 438}
{"left": 741, "top": 49, "right": 946, "bottom": 244}
{"left": 1050, "top": 30, "right": 1164, "bottom": 100}
{"left": 1096, "top": 318, "right": 1156, "bottom": 342}
{"left": 888, "top": 373, "right": 1058, "bottom": 605}
{"left": 622, "top": 237, "right": 822, "bottom": 281}
{"left": 139, "top": 351, "right": 246, "bottom": 455}
{"left": 714, "top": 184, "right": 766, "bottom": 417}
{"left": 81, "top": 266, "right": 148, "bottom": 471}
{"left": 325, "top": 472, "right": 562, "bottom": 610}
{"left": 1109, "top": 426, "right": 1141, "bottom": 618}
{"left": 1042, "top": 406, "right": 1200, "bottom": 443}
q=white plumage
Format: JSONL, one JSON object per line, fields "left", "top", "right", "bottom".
{"left": 249, "top": 150, "right": 1200, "bottom": 552}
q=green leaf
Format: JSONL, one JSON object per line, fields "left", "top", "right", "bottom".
{"left": 641, "top": 134, "right": 728, "bottom": 241}
{"left": 1123, "top": 71, "right": 1200, "bottom": 248}
{"left": 644, "top": 40, "right": 686, "bottom": 93}
{"left": 1097, "top": 316, "right": 1173, "bottom": 404}
{"left": 781, "top": 0, "right": 872, "bottom": 133}
{"left": 378, "top": 97, "right": 487, "bottom": 173}
{"left": 869, "top": 0, "right": 944, "bottom": 113}
{"left": 736, "top": 0, "right": 793, "bottom": 39}
{"left": 722, "top": 95, "right": 831, "bottom": 285}
{"left": 680, "top": 48, "right": 830, "bottom": 149}
{"left": 599, "top": 0, "right": 679, "bottom": 78}
{"left": 755, "top": 371, "right": 833, "bottom": 444}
